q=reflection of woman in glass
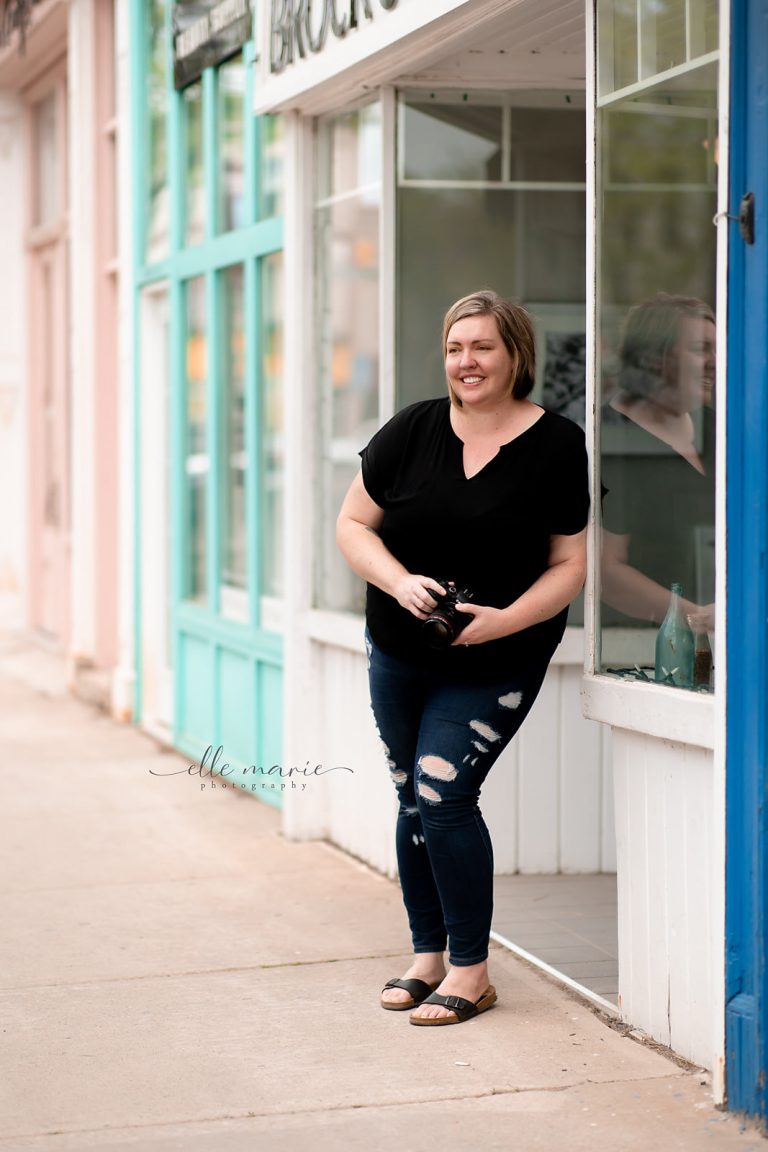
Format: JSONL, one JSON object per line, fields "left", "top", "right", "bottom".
{"left": 601, "top": 293, "right": 716, "bottom": 629}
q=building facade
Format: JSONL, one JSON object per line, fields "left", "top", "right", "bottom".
{"left": 2, "top": 0, "right": 765, "bottom": 1126}
{"left": 0, "top": 0, "right": 125, "bottom": 707}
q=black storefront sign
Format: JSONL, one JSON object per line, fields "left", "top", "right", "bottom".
{"left": 270, "top": 0, "right": 399, "bottom": 74}
{"left": 174, "top": 0, "right": 252, "bottom": 89}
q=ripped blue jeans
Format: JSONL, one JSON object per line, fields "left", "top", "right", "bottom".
{"left": 366, "top": 630, "right": 549, "bottom": 967}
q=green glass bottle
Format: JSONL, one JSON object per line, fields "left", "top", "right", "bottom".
{"left": 654, "top": 583, "right": 694, "bottom": 688}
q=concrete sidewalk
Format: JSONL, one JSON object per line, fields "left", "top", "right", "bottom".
{"left": 0, "top": 659, "right": 762, "bottom": 1151}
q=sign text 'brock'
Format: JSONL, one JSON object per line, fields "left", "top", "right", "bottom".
{"left": 270, "top": 0, "right": 399, "bottom": 73}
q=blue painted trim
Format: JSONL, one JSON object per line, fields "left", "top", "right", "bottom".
{"left": 725, "top": 0, "right": 768, "bottom": 1120}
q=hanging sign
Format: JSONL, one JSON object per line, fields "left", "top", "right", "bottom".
{"left": 269, "top": 0, "right": 398, "bottom": 74}
{"left": 174, "top": 0, "right": 252, "bottom": 88}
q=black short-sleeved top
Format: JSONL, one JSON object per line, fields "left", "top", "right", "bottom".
{"left": 359, "top": 397, "right": 590, "bottom": 681}
{"left": 600, "top": 407, "right": 715, "bottom": 626}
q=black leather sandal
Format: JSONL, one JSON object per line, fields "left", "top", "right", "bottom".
{"left": 409, "top": 985, "right": 497, "bottom": 1025}
{"left": 380, "top": 977, "right": 441, "bottom": 1011}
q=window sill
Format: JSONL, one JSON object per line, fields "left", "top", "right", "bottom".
{"left": 307, "top": 609, "right": 588, "bottom": 665}
{"left": 581, "top": 673, "right": 715, "bottom": 750}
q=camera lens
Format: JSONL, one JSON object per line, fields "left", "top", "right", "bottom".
{"left": 423, "top": 613, "right": 454, "bottom": 649}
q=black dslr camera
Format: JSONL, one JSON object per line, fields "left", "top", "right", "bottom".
{"left": 422, "top": 580, "right": 475, "bottom": 649}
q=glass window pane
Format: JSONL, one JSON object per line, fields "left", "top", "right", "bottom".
{"left": 219, "top": 265, "right": 246, "bottom": 611}
{"left": 315, "top": 102, "right": 381, "bottom": 613}
{"left": 146, "top": 0, "right": 169, "bottom": 263}
{"left": 33, "top": 92, "right": 58, "bottom": 226}
{"left": 260, "top": 253, "right": 284, "bottom": 601}
{"left": 596, "top": 59, "right": 719, "bottom": 688}
{"left": 259, "top": 114, "right": 285, "bottom": 219}
{"left": 185, "top": 276, "right": 207, "bottom": 603}
{"left": 317, "top": 102, "right": 381, "bottom": 200}
{"left": 400, "top": 101, "right": 502, "bottom": 182}
{"left": 641, "top": 0, "right": 686, "bottom": 78}
{"left": 508, "top": 106, "right": 586, "bottom": 182}
{"left": 183, "top": 80, "right": 204, "bottom": 247}
{"left": 219, "top": 53, "right": 245, "bottom": 233}
{"left": 600, "top": 0, "right": 638, "bottom": 95}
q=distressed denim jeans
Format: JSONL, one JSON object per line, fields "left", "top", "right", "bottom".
{"left": 366, "top": 630, "right": 549, "bottom": 967}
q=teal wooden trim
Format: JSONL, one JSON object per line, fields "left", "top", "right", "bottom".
{"left": 245, "top": 256, "right": 259, "bottom": 625}
{"left": 135, "top": 260, "right": 173, "bottom": 286}
{"left": 176, "top": 601, "right": 284, "bottom": 664}
{"left": 244, "top": 39, "right": 258, "bottom": 229}
{"left": 207, "top": 266, "right": 222, "bottom": 616}
{"left": 175, "top": 218, "right": 284, "bottom": 278}
{"left": 170, "top": 275, "right": 186, "bottom": 746}
{"left": 168, "top": 16, "right": 185, "bottom": 746}
{"left": 203, "top": 68, "right": 217, "bottom": 243}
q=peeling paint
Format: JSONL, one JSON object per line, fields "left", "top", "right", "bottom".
{"left": 498, "top": 690, "right": 523, "bottom": 710}
{"left": 418, "top": 754, "right": 458, "bottom": 781}
{"left": 469, "top": 719, "right": 501, "bottom": 742}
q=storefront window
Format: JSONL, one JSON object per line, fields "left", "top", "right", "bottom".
{"left": 219, "top": 265, "right": 246, "bottom": 617}
{"left": 259, "top": 115, "right": 285, "bottom": 220}
{"left": 260, "top": 252, "right": 284, "bottom": 601}
{"left": 596, "top": 4, "right": 719, "bottom": 689}
{"left": 397, "top": 90, "right": 587, "bottom": 622}
{"left": 315, "top": 101, "right": 381, "bottom": 613}
{"left": 184, "top": 276, "right": 207, "bottom": 603}
{"left": 33, "top": 93, "right": 58, "bottom": 227}
{"left": 218, "top": 53, "right": 245, "bottom": 233}
{"left": 183, "top": 79, "right": 205, "bottom": 247}
{"left": 146, "top": 0, "right": 168, "bottom": 263}
{"left": 396, "top": 91, "right": 586, "bottom": 413}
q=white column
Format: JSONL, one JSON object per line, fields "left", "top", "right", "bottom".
{"left": 282, "top": 111, "right": 330, "bottom": 839}
{"left": 0, "top": 95, "right": 27, "bottom": 632}
{"left": 112, "top": 0, "right": 136, "bottom": 719}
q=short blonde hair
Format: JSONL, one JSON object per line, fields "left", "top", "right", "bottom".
{"left": 618, "top": 293, "right": 716, "bottom": 399}
{"left": 442, "top": 290, "right": 536, "bottom": 406}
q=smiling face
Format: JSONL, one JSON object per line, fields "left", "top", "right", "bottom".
{"left": 662, "top": 315, "right": 717, "bottom": 411}
{"left": 445, "top": 314, "right": 517, "bottom": 410}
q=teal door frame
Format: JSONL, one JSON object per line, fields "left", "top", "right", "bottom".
{"left": 130, "top": 2, "right": 285, "bottom": 806}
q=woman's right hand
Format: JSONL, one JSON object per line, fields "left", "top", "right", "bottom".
{"left": 392, "top": 575, "right": 446, "bottom": 620}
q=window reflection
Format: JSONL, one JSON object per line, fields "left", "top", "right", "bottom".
{"left": 315, "top": 102, "right": 381, "bottom": 613}
{"left": 183, "top": 80, "right": 204, "bottom": 247}
{"left": 596, "top": 38, "right": 718, "bottom": 687}
{"left": 185, "top": 277, "right": 207, "bottom": 603}
{"left": 260, "top": 253, "right": 284, "bottom": 602}
{"left": 220, "top": 265, "right": 246, "bottom": 614}
{"left": 146, "top": 0, "right": 168, "bottom": 262}
{"left": 219, "top": 53, "right": 245, "bottom": 232}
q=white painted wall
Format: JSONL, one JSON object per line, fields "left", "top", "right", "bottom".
{"left": 285, "top": 626, "right": 615, "bottom": 880}
{"left": 0, "top": 94, "right": 27, "bottom": 632}
{"left": 112, "top": 0, "right": 136, "bottom": 720}
{"left": 612, "top": 728, "right": 717, "bottom": 1071}
{"left": 67, "top": 0, "right": 97, "bottom": 666}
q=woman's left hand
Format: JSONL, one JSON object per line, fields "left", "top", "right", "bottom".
{"left": 450, "top": 602, "right": 511, "bottom": 647}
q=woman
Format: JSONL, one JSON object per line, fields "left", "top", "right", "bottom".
{"left": 336, "top": 290, "right": 589, "bottom": 1026}
{"left": 601, "top": 293, "right": 716, "bottom": 629}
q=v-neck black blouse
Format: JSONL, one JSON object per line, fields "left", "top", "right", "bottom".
{"left": 359, "top": 397, "right": 589, "bottom": 680}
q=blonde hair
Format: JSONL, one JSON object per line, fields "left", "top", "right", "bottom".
{"left": 618, "top": 293, "right": 716, "bottom": 399}
{"left": 442, "top": 290, "right": 536, "bottom": 406}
